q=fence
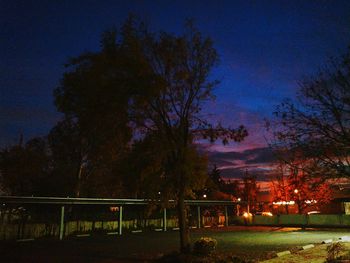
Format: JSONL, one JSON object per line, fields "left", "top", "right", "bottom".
{"left": 0, "top": 196, "right": 235, "bottom": 241}
{"left": 1, "top": 196, "right": 349, "bottom": 241}
{"left": 231, "top": 214, "right": 350, "bottom": 227}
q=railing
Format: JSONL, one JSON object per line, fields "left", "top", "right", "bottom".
{"left": 0, "top": 196, "right": 237, "bottom": 241}
{"left": 3, "top": 196, "right": 348, "bottom": 242}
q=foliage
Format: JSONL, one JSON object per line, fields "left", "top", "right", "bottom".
{"left": 241, "top": 171, "right": 259, "bottom": 213}
{"left": 0, "top": 119, "right": 125, "bottom": 197}
{"left": 220, "top": 179, "right": 240, "bottom": 197}
{"left": 47, "top": 119, "right": 85, "bottom": 197}
{"left": 270, "top": 163, "right": 292, "bottom": 213}
{"left": 209, "top": 164, "right": 223, "bottom": 190}
{"left": 270, "top": 155, "right": 332, "bottom": 214}
{"left": 193, "top": 237, "right": 218, "bottom": 255}
{"left": 331, "top": 251, "right": 350, "bottom": 262}
{"left": 2, "top": 17, "right": 247, "bottom": 252}
{"left": 104, "top": 17, "right": 247, "bottom": 252}
{"left": 53, "top": 23, "right": 138, "bottom": 197}
{"left": 326, "top": 242, "right": 345, "bottom": 262}
{"left": 49, "top": 119, "right": 126, "bottom": 198}
{"left": 199, "top": 165, "right": 240, "bottom": 201}
{"left": 0, "top": 137, "right": 51, "bottom": 196}
{"left": 120, "top": 134, "right": 208, "bottom": 202}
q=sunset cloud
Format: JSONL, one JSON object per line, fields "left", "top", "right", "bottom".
{"left": 206, "top": 146, "right": 277, "bottom": 183}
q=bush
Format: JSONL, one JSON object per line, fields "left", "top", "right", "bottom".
{"left": 336, "top": 251, "right": 350, "bottom": 261}
{"left": 326, "top": 242, "right": 345, "bottom": 262}
{"left": 193, "top": 237, "right": 217, "bottom": 255}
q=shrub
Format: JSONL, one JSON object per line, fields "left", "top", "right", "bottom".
{"left": 326, "top": 242, "right": 345, "bottom": 262}
{"left": 193, "top": 237, "right": 217, "bottom": 255}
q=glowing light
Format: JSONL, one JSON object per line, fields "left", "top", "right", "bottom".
{"left": 307, "top": 211, "right": 320, "bottom": 215}
{"left": 294, "top": 189, "right": 299, "bottom": 194}
{"left": 109, "top": 206, "right": 119, "bottom": 212}
{"left": 262, "top": 212, "right": 273, "bottom": 216}
{"left": 203, "top": 194, "right": 207, "bottom": 198}
{"left": 243, "top": 212, "right": 252, "bottom": 218}
{"left": 305, "top": 200, "right": 317, "bottom": 204}
{"left": 273, "top": 201, "right": 295, "bottom": 205}
{"left": 237, "top": 198, "right": 241, "bottom": 202}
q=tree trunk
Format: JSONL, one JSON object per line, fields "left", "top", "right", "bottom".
{"left": 178, "top": 189, "right": 191, "bottom": 253}
{"left": 284, "top": 204, "right": 289, "bottom": 214}
{"left": 297, "top": 201, "right": 302, "bottom": 214}
{"left": 75, "top": 162, "right": 83, "bottom": 197}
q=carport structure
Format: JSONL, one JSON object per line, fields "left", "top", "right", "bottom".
{"left": 0, "top": 196, "right": 239, "bottom": 240}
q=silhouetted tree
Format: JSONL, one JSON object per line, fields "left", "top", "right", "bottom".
{"left": 271, "top": 47, "right": 350, "bottom": 179}
{"left": 123, "top": 20, "right": 247, "bottom": 252}
{"left": 122, "top": 132, "right": 209, "bottom": 202}
{"left": 209, "top": 164, "right": 223, "bottom": 189}
{"left": 205, "top": 165, "right": 240, "bottom": 199}
{"left": 54, "top": 17, "right": 248, "bottom": 252}
{"left": 54, "top": 26, "right": 137, "bottom": 197}
{"left": 221, "top": 179, "right": 240, "bottom": 197}
{"left": 48, "top": 119, "right": 89, "bottom": 197}
{"left": 0, "top": 137, "right": 51, "bottom": 196}
{"left": 241, "top": 171, "right": 259, "bottom": 213}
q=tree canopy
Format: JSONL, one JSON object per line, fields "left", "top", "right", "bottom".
{"left": 270, "top": 157, "right": 332, "bottom": 214}
{"left": 0, "top": 17, "right": 248, "bottom": 252}
{"left": 54, "top": 18, "right": 248, "bottom": 252}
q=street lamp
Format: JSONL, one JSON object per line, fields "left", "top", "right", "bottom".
{"left": 294, "top": 189, "right": 301, "bottom": 213}
{"left": 236, "top": 198, "right": 241, "bottom": 216}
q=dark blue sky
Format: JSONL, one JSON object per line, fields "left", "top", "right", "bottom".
{"left": 1, "top": 0, "right": 350, "bottom": 158}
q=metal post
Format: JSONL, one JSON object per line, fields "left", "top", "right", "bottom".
{"left": 163, "top": 208, "right": 167, "bottom": 231}
{"left": 59, "top": 205, "right": 65, "bottom": 240}
{"left": 224, "top": 206, "right": 229, "bottom": 227}
{"left": 197, "top": 206, "right": 201, "bottom": 228}
{"left": 119, "top": 205, "right": 123, "bottom": 235}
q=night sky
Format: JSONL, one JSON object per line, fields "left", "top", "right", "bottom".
{"left": 1, "top": 0, "right": 350, "bottom": 182}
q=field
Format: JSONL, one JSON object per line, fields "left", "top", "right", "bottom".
{"left": 1, "top": 226, "right": 350, "bottom": 262}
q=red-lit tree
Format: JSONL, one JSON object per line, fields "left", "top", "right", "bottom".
{"left": 271, "top": 153, "right": 333, "bottom": 214}
{"left": 270, "top": 163, "right": 293, "bottom": 214}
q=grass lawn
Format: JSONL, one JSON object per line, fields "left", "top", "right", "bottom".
{"left": 0, "top": 226, "right": 349, "bottom": 262}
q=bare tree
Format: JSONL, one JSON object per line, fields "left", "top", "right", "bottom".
{"left": 271, "top": 48, "right": 350, "bottom": 179}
